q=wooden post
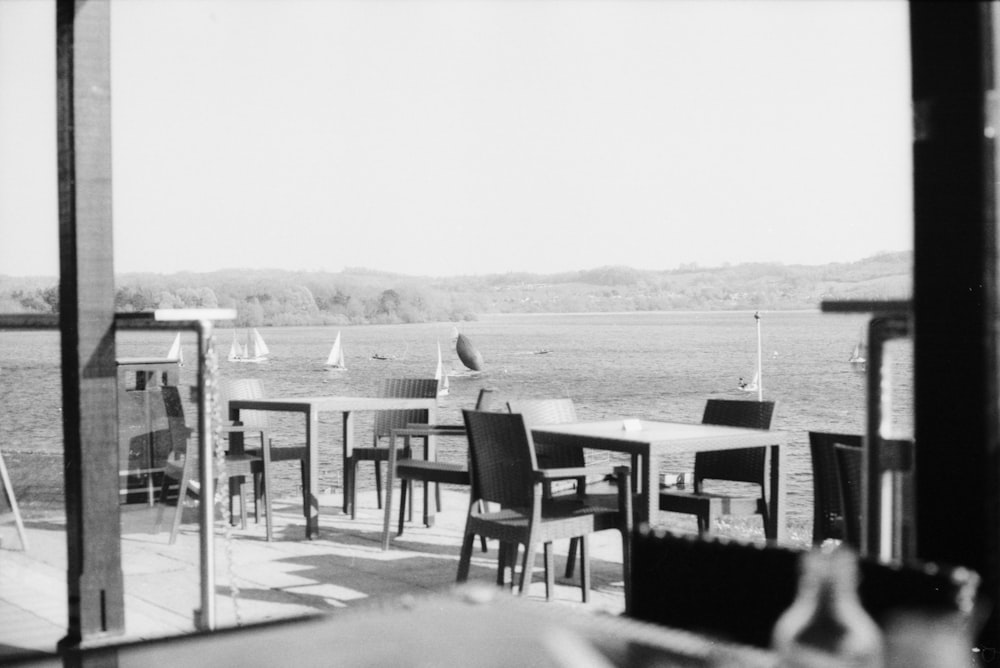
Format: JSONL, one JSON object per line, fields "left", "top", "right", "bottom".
{"left": 910, "top": 2, "right": 1000, "bottom": 651}
{"left": 55, "top": 0, "right": 125, "bottom": 648}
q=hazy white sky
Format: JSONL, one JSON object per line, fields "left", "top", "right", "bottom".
{"left": 0, "top": 0, "right": 912, "bottom": 278}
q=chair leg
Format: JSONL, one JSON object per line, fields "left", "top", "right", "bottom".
{"left": 519, "top": 539, "right": 537, "bottom": 596}
{"left": 620, "top": 528, "right": 632, "bottom": 615}
{"left": 544, "top": 543, "right": 555, "bottom": 601}
{"left": 497, "top": 542, "right": 507, "bottom": 586}
{"left": 374, "top": 461, "right": 383, "bottom": 509}
{"left": 343, "top": 457, "right": 352, "bottom": 514}
{"left": 697, "top": 509, "right": 712, "bottom": 535}
{"left": 262, "top": 446, "right": 273, "bottom": 542}
{"left": 350, "top": 459, "right": 359, "bottom": 520}
{"left": 565, "top": 537, "right": 579, "bottom": 578}
{"left": 579, "top": 535, "right": 591, "bottom": 603}
{"left": 477, "top": 501, "right": 488, "bottom": 553}
{"left": 456, "top": 529, "right": 477, "bottom": 583}
{"left": 170, "top": 463, "right": 192, "bottom": 545}
{"left": 397, "top": 479, "right": 409, "bottom": 537}
{"left": 155, "top": 473, "right": 173, "bottom": 535}
{"left": 299, "top": 458, "right": 308, "bottom": 520}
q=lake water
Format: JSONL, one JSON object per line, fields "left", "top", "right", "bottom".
{"left": 0, "top": 310, "right": 911, "bottom": 530}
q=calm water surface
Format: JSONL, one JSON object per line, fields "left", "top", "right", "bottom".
{"left": 0, "top": 310, "right": 910, "bottom": 529}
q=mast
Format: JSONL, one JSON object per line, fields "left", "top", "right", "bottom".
{"left": 755, "top": 311, "right": 763, "bottom": 401}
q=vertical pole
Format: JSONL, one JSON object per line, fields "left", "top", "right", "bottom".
{"left": 755, "top": 311, "right": 763, "bottom": 401}
{"left": 910, "top": 2, "right": 999, "bottom": 651}
{"left": 196, "top": 322, "right": 216, "bottom": 630}
{"left": 55, "top": 0, "right": 125, "bottom": 648}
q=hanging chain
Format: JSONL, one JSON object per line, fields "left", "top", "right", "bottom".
{"left": 205, "top": 331, "right": 243, "bottom": 625}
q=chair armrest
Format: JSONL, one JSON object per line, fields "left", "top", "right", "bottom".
{"left": 392, "top": 426, "right": 467, "bottom": 438}
{"left": 220, "top": 423, "right": 267, "bottom": 433}
{"left": 534, "top": 467, "right": 594, "bottom": 482}
{"left": 406, "top": 422, "right": 466, "bottom": 431}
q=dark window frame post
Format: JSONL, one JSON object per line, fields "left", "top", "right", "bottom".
{"left": 55, "top": 0, "right": 125, "bottom": 649}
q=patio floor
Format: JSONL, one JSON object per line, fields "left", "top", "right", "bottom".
{"left": 0, "top": 486, "right": 631, "bottom": 662}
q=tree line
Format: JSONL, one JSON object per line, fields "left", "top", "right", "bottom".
{"left": 0, "top": 252, "right": 911, "bottom": 326}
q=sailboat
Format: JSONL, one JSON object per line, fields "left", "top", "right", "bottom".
{"left": 434, "top": 341, "right": 450, "bottom": 397}
{"left": 166, "top": 333, "right": 184, "bottom": 366}
{"left": 325, "top": 331, "right": 346, "bottom": 369}
{"left": 228, "top": 328, "right": 270, "bottom": 363}
{"left": 736, "top": 312, "right": 764, "bottom": 400}
{"left": 849, "top": 331, "right": 867, "bottom": 369}
{"left": 738, "top": 371, "right": 759, "bottom": 393}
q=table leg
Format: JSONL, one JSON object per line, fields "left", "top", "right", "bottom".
{"left": 640, "top": 451, "right": 659, "bottom": 526}
{"left": 423, "top": 432, "right": 436, "bottom": 527}
{"left": 382, "top": 432, "right": 399, "bottom": 551}
{"left": 342, "top": 410, "right": 355, "bottom": 515}
{"left": 768, "top": 443, "right": 787, "bottom": 543}
{"left": 305, "top": 408, "right": 319, "bottom": 539}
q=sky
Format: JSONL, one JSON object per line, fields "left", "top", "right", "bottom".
{"left": 0, "top": 0, "right": 913, "bottom": 278}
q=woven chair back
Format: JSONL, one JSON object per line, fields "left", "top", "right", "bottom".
{"left": 373, "top": 378, "right": 439, "bottom": 442}
{"left": 506, "top": 398, "right": 583, "bottom": 470}
{"left": 808, "top": 431, "right": 862, "bottom": 544}
{"left": 219, "top": 378, "right": 269, "bottom": 430}
{"left": 463, "top": 409, "right": 538, "bottom": 509}
{"left": 694, "top": 399, "right": 775, "bottom": 486}
{"left": 834, "top": 441, "right": 865, "bottom": 548}
{"left": 473, "top": 387, "right": 506, "bottom": 412}
{"left": 630, "top": 526, "right": 981, "bottom": 649}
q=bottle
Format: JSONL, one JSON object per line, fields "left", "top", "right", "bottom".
{"left": 771, "top": 546, "right": 884, "bottom": 667}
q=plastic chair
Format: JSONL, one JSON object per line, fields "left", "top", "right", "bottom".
{"left": 835, "top": 441, "right": 865, "bottom": 549}
{"left": 391, "top": 388, "right": 503, "bottom": 538}
{"left": 456, "top": 409, "right": 633, "bottom": 606}
{"left": 346, "top": 377, "right": 438, "bottom": 519}
{"left": 507, "top": 398, "right": 619, "bottom": 580}
{"left": 629, "top": 526, "right": 981, "bottom": 649}
{"left": 155, "top": 385, "right": 273, "bottom": 543}
{"left": 657, "top": 399, "right": 776, "bottom": 538}
{"left": 808, "top": 431, "right": 863, "bottom": 545}
{"left": 219, "top": 378, "right": 308, "bottom": 526}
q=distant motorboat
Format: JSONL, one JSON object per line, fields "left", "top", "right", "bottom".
{"left": 166, "top": 333, "right": 184, "bottom": 366}
{"left": 326, "top": 331, "right": 346, "bottom": 369}
{"left": 229, "top": 328, "right": 269, "bottom": 363}
{"left": 532, "top": 349, "right": 552, "bottom": 355}
{"left": 456, "top": 333, "right": 484, "bottom": 372}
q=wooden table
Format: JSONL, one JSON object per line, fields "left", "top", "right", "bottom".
{"left": 530, "top": 419, "right": 790, "bottom": 542}
{"left": 229, "top": 396, "right": 437, "bottom": 539}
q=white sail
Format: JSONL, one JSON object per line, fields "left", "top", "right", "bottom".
{"left": 228, "top": 336, "right": 240, "bottom": 362}
{"left": 251, "top": 328, "right": 270, "bottom": 358}
{"left": 166, "top": 333, "right": 184, "bottom": 365}
{"left": 435, "top": 341, "right": 449, "bottom": 396}
{"left": 326, "top": 331, "right": 346, "bottom": 368}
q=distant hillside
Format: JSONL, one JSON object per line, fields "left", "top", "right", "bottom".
{"left": 0, "top": 252, "right": 912, "bottom": 327}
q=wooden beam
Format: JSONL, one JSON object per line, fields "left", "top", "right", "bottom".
{"left": 55, "top": 0, "right": 125, "bottom": 648}
{"left": 909, "top": 1, "right": 1000, "bottom": 651}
